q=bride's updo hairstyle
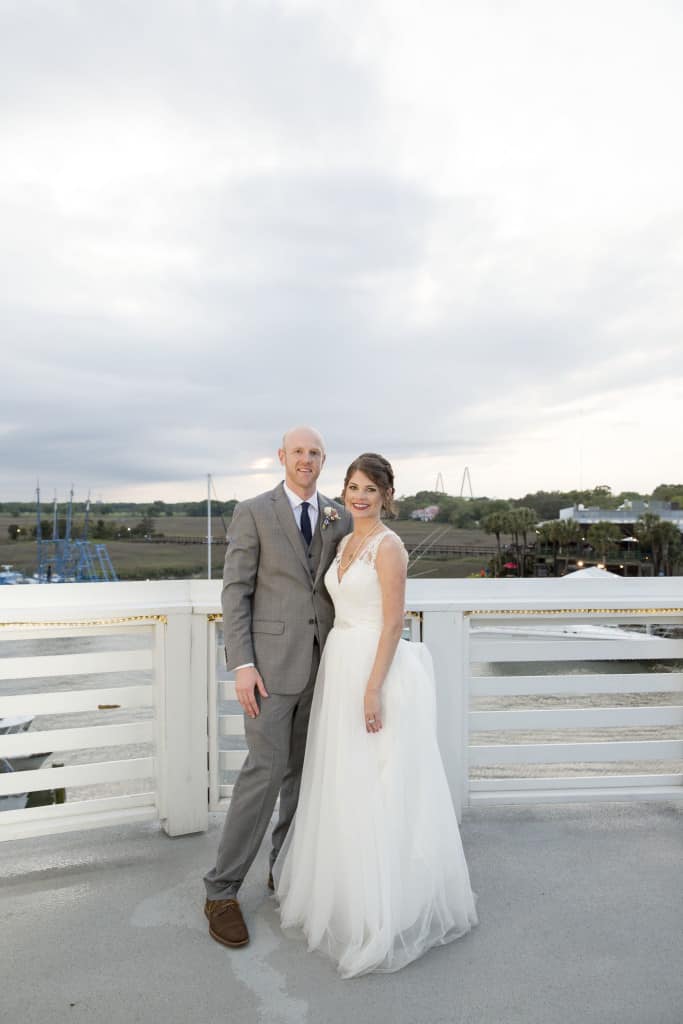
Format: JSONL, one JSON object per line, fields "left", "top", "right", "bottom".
{"left": 343, "top": 453, "right": 397, "bottom": 518}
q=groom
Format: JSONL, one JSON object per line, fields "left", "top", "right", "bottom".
{"left": 203, "top": 425, "right": 351, "bottom": 947}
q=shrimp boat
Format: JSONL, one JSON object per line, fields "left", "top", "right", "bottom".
{"left": 0, "top": 564, "right": 31, "bottom": 585}
{"left": 0, "top": 714, "right": 54, "bottom": 811}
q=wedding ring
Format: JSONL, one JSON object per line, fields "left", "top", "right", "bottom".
{"left": 367, "top": 717, "right": 376, "bottom": 723}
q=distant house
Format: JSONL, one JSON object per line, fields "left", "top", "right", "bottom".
{"left": 559, "top": 500, "right": 683, "bottom": 530}
{"left": 410, "top": 505, "right": 440, "bottom": 522}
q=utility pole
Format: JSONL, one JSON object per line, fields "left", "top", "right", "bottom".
{"left": 36, "top": 482, "right": 42, "bottom": 580}
{"left": 207, "top": 474, "right": 212, "bottom": 580}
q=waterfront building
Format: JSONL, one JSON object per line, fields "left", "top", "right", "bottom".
{"left": 559, "top": 499, "right": 683, "bottom": 530}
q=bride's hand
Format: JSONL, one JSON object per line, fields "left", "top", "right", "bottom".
{"left": 364, "top": 689, "right": 382, "bottom": 733}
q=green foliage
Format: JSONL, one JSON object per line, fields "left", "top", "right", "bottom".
{"left": 396, "top": 494, "right": 510, "bottom": 527}
{"left": 635, "top": 513, "right": 683, "bottom": 575}
{"left": 130, "top": 512, "right": 156, "bottom": 537}
{"left": 30, "top": 520, "right": 53, "bottom": 539}
{"left": 512, "top": 486, "right": 626, "bottom": 519}
{"left": 586, "top": 521, "right": 622, "bottom": 559}
{"left": 180, "top": 499, "right": 237, "bottom": 518}
{"left": 651, "top": 484, "right": 683, "bottom": 501}
{"left": 90, "top": 518, "right": 116, "bottom": 539}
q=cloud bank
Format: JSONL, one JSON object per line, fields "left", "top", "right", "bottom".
{"left": 2, "top": 0, "right": 682, "bottom": 502}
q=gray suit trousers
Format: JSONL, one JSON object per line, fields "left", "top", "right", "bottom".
{"left": 203, "top": 641, "right": 320, "bottom": 900}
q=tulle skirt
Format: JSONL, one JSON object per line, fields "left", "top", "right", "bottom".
{"left": 275, "top": 626, "right": 478, "bottom": 978}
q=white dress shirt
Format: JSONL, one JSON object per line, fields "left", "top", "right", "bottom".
{"left": 283, "top": 482, "right": 320, "bottom": 534}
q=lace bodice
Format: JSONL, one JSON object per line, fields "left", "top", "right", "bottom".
{"left": 325, "top": 529, "right": 407, "bottom": 631}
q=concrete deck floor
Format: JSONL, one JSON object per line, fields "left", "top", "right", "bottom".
{"left": 3, "top": 802, "right": 682, "bottom": 1024}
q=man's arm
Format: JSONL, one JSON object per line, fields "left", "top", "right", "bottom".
{"left": 222, "top": 502, "right": 260, "bottom": 671}
{"left": 222, "top": 502, "right": 269, "bottom": 717}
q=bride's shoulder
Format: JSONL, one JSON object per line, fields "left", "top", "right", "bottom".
{"left": 375, "top": 528, "right": 408, "bottom": 562}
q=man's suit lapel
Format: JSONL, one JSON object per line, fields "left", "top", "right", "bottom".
{"left": 313, "top": 493, "right": 340, "bottom": 587}
{"left": 272, "top": 483, "right": 311, "bottom": 579}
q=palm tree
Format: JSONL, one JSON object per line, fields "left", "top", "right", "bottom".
{"left": 558, "top": 519, "right": 583, "bottom": 572}
{"left": 512, "top": 507, "right": 538, "bottom": 577}
{"left": 651, "top": 521, "right": 683, "bottom": 575}
{"left": 586, "top": 521, "right": 621, "bottom": 563}
{"left": 537, "top": 521, "right": 562, "bottom": 575}
{"left": 482, "top": 511, "right": 508, "bottom": 576}
{"left": 634, "top": 512, "right": 661, "bottom": 572}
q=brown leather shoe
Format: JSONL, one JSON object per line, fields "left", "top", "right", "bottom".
{"left": 267, "top": 871, "right": 275, "bottom": 892}
{"left": 204, "top": 898, "right": 249, "bottom": 948}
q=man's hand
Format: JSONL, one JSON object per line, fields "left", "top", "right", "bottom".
{"left": 235, "top": 666, "right": 269, "bottom": 718}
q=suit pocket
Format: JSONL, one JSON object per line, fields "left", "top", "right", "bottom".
{"left": 252, "top": 619, "right": 285, "bottom": 635}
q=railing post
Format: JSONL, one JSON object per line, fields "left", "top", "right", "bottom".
{"left": 422, "top": 609, "right": 469, "bottom": 821}
{"left": 156, "top": 604, "right": 209, "bottom": 836}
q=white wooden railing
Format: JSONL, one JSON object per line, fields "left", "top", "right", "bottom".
{"left": 1, "top": 577, "right": 682, "bottom": 842}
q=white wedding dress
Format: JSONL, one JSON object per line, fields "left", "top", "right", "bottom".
{"left": 275, "top": 529, "right": 478, "bottom": 978}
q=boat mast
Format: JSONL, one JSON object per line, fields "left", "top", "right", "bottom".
{"left": 36, "top": 481, "right": 42, "bottom": 579}
{"left": 207, "top": 474, "right": 212, "bottom": 580}
{"left": 66, "top": 485, "right": 74, "bottom": 544}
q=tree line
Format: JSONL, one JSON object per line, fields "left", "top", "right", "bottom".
{"left": 481, "top": 511, "right": 682, "bottom": 577}
{"left": 395, "top": 483, "right": 683, "bottom": 525}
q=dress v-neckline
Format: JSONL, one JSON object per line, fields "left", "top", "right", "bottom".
{"left": 335, "top": 529, "right": 388, "bottom": 585}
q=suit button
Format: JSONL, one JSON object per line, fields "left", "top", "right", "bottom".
{"left": 308, "top": 618, "right": 315, "bottom": 625}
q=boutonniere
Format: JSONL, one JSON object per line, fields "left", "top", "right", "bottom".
{"left": 321, "top": 506, "right": 341, "bottom": 530}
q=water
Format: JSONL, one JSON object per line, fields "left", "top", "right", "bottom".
{"left": 1, "top": 632, "right": 155, "bottom": 804}
{"left": 1, "top": 633, "right": 682, "bottom": 808}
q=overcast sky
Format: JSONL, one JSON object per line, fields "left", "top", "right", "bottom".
{"left": 2, "top": 0, "right": 682, "bottom": 504}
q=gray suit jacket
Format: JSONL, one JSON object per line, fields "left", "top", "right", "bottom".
{"left": 221, "top": 482, "right": 352, "bottom": 694}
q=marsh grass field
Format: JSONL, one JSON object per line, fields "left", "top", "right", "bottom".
{"left": 0, "top": 513, "right": 495, "bottom": 580}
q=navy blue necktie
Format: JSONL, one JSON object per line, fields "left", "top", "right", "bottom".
{"left": 300, "top": 501, "right": 313, "bottom": 546}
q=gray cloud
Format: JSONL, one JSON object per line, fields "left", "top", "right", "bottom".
{"left": 1, "top": 1, "right": 682, "bottom": 499}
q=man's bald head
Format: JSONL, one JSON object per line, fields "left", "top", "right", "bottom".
{"left": 281, "top": 425, "right": 326, "bottom": 455}
{"left": 278, "top": 426, "right": 326, "bottom": 499}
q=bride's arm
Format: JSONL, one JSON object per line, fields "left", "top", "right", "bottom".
{"left": 364, "top": 534, "right": 408, "bottom": 733}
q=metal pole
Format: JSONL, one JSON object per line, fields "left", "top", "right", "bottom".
{"left": 52, "top": 489, "right": 59, "bottom": 582}
{"left": 207, "top": 474, "right": 212, "bottom": 580}
{"left": 36, "top": 482, "right": 42, "bottom": 581}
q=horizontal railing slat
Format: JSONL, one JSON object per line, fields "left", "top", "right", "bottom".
{"left": 219, "top": 750, "right": 247, "bottom": 770}
{"left": 0, "top": 684, "right": 153, "bottom": 717}
{"left": 469, "top": 638, "right": 683, "bottom": 663}
{"left": 470, "top": 706, "right": 683, "bottom": 730}
{"left": 218, "top": 680, "right": 237, "bottom": 701}
{"left": 469, "top": 785, "right": 683, "bottom": 805}
{"left": 470, "top": 773, "right": 683, "bottom": 791}
{"left": 0, "top": 791, "right": 155, "bottom": 824}
{"left": 0, "top": 721, "right": 154, "bottom": 757}
{"left": 471, "top": 672, "right": 683, "bottom": 696}
{"left": 219, "top": 715, "right": 245, "bottom": 737}
{"left": 0, "top": 757, "right": 155, "bottom": 796}
{"left": 0, "top": 649, "right": 153, "bottom": 681}
{"left": 0, "top": 793, "right": 156, "bottom": 841}
{"left": 0, "top": 624, "right": 155, "bottom": 643}
{"left": 469, "top": 739, "right": 683, "bottom": 765}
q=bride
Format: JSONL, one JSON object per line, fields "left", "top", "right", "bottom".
{"left": 274, "top": 453, "right": 478, "bottom": 978}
